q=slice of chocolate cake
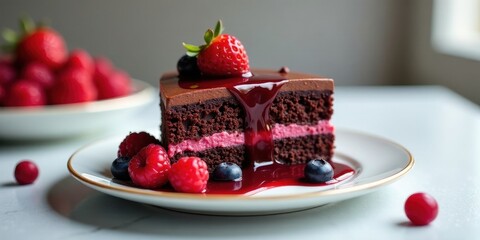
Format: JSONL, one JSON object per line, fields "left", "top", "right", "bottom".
{"left": 160, "top": 68, "right": 334, "bottom": 173}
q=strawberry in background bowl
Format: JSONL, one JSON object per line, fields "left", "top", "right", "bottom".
{"left": 0, "top": 18, "right": 154, "bottom": 140}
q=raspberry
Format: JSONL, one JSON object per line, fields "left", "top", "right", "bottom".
{"left": 0, "top": 56, "right": 13, "bottom": 65}
{"left": 4, "top": 80, "right": 46, "bottom": 107}
{"left": 0, "top": 85, "right": 6, "bottom": 106}
{"left": 66, "top": 49, "right": 94, "bottom": 74}
{"left": 0, "top": 62, "right": 16, "bottom": 86}
{"left": 93, "top": 57, "right": 113, "bottom": 80}
{"left": 21, "top": 62, "right": 55, "bottom": 89}
{"left": 404, "top": 192, "right": 439, "bottom": 225}
{"left": 48, "top": 67, "right": 97, "bottom": 104}
{"left": 128, "top": 144, "right": 170, "bottom": 189}
{"left": 168, "top": 157, "right": 209, "bottom": 193}
{"left": 14, "top": 160, "right": 39, "bottom": 185}
{"left": 118, "top": 131, "right": 160, "bottom": 158}
{"left": 95, "top": 70, "right": 132, "bottom": 100}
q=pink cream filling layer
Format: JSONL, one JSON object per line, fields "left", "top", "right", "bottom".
{"left": 167, "top": 120, "right": 334, "bottom": 158}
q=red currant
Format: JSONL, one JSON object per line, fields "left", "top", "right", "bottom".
{"left": 404, "top": 192, "right": 438, "bottom": 225}
{"left": 14, "top": 160, "right": 39, "bottom": 185}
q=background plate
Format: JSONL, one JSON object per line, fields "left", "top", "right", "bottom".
{"left": 0, "top": 79, "right": 154, "bottom": 140}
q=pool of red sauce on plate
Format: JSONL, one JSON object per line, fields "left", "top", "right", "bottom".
{"left": 178, "top": 71, "right": 355, "bottom": 195}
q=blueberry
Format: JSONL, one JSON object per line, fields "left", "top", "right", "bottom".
{"left": 177, "top": 54, "right": 201, "bottom": 76}
{"left": 212, "top": 162, "right": 242, "bottom": 181}
{"left": 304, "top": 159, "right": 334, "bottom": 183}
{"left": 111, "top": 156, "right": 131, "bottom": 180}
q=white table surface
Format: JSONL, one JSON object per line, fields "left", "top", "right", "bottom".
{"left": 1, "top": 86, "right": 479, "bottom": 239}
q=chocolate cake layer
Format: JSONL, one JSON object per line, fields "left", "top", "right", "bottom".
{"left": 274, "top": 134, "right": 334, "bottom": 165}
{"left": 270, "top": 90, "right": 333, "bottom": 125}
{"left": 161, "top": 97, "right": 243, "bottom": 146}
{"left": 170, "top": 134, "right": 334, "bottom": 173}
{"left": 162, "top": 90, "right": 333, "bottom": 145}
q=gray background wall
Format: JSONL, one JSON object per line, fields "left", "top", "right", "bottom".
{"left": 1, "top": 0, "right": 479, "bottom": 104}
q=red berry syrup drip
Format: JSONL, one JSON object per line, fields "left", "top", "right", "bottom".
{"left": 228, "top": 80, "right": 286, "bottom": 166}
{"left": 179, "top": 73, "right": 286, "bottom": 166}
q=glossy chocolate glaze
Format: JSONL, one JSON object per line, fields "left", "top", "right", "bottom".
{"left": 159, "top": 69, "right": 334, "bottom": 107}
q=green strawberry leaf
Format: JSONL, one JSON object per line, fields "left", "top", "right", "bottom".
{"left": 19, "top": 17, "right": 35, "bottom": 35}
{"left": 183, "top": 42, "right": 201, "bottom": 57}
{"left": 185, "top": 51, "right": 199, "bottom": 57}
{"left": 204, "top": 29, "right": 214, "bottom": 45}
{"left": 1, "top": 28, "right": 20, "bottom": 53}
{"left": 2, "top": 28, "right": 18, "bottom": 44}
{"left": 183, "top": 42, "right": 201, "bottom": 52}
{"left": 214, "top": 20, "right": 224, "bottom": 38}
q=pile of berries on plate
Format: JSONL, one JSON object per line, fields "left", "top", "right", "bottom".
{"left": 111, "top": 131, "right": 252, "bottom": 193}
{"left": 0, "top": 18, "right": 133, "bottom": 107}
{"left": 112, "top": 132, "right": 210, "bottom": 193}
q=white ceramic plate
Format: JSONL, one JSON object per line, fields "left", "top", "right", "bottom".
{"left": 0, "top": 79, "right": 154, "bottom": 140}
{"left": 67, "top": 129, "right": 414, "bottom": 215}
